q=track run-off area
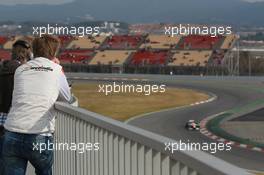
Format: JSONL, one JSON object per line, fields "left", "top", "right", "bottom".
{"left": 67, "top": 73, "right": 264, "bottom": 172}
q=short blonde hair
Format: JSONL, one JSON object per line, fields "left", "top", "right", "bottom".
{"left": 33, "top": 35, "right": 60, "bottom": 59}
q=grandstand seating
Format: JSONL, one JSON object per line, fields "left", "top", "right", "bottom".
{"left": 102, "top": 35, "right": 143, "bottom": 49}
{"left": 58, "top": 35, "right": 74, "bottom": 48}
{"left": 140, "top": 35, "right": 181, "bottom": 49}
{"left": 89, "top": 50, "right": 133, "bottom": 65}
{"left": 130, "top": 50, "right": 169, "bottom": 65}
{"left": 3, "top": 36, "right": 21, "bottom": 49}
{"left": 179, "top": 35, "right": 223, "bottom": 49}
{"left": 67, "top": 36, "right": 106, "bottom": 49}
{"left": 221, "top": 34, "right": 236, "bottom": 49}
{"left": 59, "top": 49, "right": 94, "bottom": 63}
{"left": 168, "top": 50, "right": 212, "bottom": 66}
{"left": 0, "top": 34, "right": 236, "bottom": 70}
{"left": 0, "top": 49, "right": 11, "bottom": 60}
{"left": 0, "top": 36, "right": 8, "bottom": 46}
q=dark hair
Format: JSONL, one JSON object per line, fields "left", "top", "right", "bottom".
{"left": 12, "top": 40, "right": 32, "bottom": 62}
{"left": 13, "top": 40, "right": 31, "bottom": 49}
{"left": 33, "top": 35, "right": 61, "bottom": 59}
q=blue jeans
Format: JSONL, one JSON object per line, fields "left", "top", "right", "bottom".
{"left": 2, "top": 130, "right": 53, "bottom": 175}
{"left": 0, "top": 130, "right": 4, "bottom": 174}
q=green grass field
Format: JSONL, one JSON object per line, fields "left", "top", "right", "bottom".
{"left": 72, "top": 83, "right": 209, "bottom": 121}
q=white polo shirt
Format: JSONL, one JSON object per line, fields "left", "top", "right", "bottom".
{"left": 4, "top": 57, "right": 71, "bottom": 134}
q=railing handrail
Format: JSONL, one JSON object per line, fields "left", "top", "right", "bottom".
{"left": 55, "top": 102, "right": 251, "bottom": 175}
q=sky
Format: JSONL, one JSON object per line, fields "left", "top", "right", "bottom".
{"left": 0, "top": 0, "right": 263, "bottom": 5}
{"left": 0, "top": 0, "right": 73, "bottom": 5}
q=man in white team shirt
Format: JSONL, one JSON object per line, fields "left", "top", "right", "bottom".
{"left": 2, "top": 35, "right": 71, "bottom": 175}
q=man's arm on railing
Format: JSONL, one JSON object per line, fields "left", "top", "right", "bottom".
{"left": 58, "top": 72, "right": 71, "bottom": 103}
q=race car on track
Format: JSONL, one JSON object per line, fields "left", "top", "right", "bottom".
{"left": 185, "top": 120, "right": 200, "bottom": 130}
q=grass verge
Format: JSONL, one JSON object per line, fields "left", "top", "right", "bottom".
{"left": 72, "top": 82, "right": 209, "bottom": 121}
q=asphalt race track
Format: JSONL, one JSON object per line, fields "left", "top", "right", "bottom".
{"left": 67, "top": 73, "right": 264, "bottom": 171}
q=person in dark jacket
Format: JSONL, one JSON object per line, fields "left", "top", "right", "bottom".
{"left": 0, "top": 39, "right": 32, "bottom": 174}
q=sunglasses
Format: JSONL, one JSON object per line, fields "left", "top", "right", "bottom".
{"left": 13, "top": 40, "right": 31, "bottom": 49}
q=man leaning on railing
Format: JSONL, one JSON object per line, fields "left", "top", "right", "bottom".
{"left": 2, "top": 35, "right": 71, "bottom": 175}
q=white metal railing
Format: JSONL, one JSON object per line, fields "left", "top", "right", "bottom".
{"left": 26, "top": 97, "right": 78, "bottom": 175}
{"left": 49, "top": 102, "right": 251, "bottom": 175}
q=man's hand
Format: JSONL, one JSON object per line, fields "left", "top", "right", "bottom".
{"left": 51, "top": 57, "right": 60, "bottom": 65}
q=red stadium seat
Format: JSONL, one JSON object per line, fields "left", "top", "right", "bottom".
{"left": 0, "top": 36, "right": 8, "bottom": 45}
{"left": 179, "top": 35, "right": 223, "bottom": 49}
{"left": 0, "top": 49, "right": 11, "bottom": 60}
{"left": 58, "top": 35, "right": 74, "bottom": 48}
{"left": 59, "top": 49, "right": 94, "bottom": 63}
{"left": 130, "top": 50, "right": 169, "bottom": 65}
{"left": 103, "top": 35, "right": 143, "bottom": 49}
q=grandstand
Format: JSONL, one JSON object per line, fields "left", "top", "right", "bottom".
{"left": 101, "top": 35, "right": 144, "bottom": 49}
{"left": 89, "top": 50, "right": 133, "bottom": 65}
{"left": 221, "top": 34, "right": 236, "bottom": 49}
{"left": 67, "top": 36, "right": 106, "bottom": 49}
{"left": 0, "top": 33, "right": 237, "bottom": 75}
{"left": 0, "top": 36, "right": 8, "bottom": 46}
{"left": 168, "top": 50, "right": 212, "bottom": 67}
{"left": 59, "top": 49, "right": 95, "bottom": 64}
{"left": 3, "top": 36, "right": 21, "bottom": 49}
{"left": 140, "top": 35, "right": 181, "bottom": 49}
{"left": 58, "top": 35, "right": 74, "bottom": 48}
{"left": 129, "top": 50, "right": 169, "bottom": 65}
{"left": 0, "top": 49, "right": 11, "bottom": 60}
{"left": 178, "top": 35, "right": 223, "bottom": 50}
